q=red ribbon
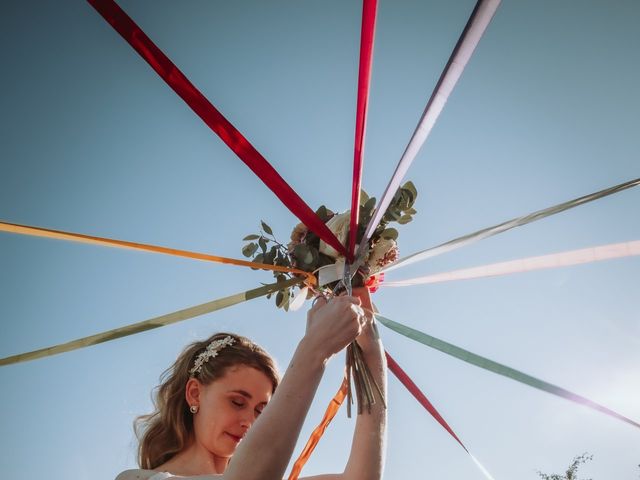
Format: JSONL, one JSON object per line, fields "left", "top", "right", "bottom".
{"left": 348, "top": 0, "right": 378, "bottom": 260}
{"left": 385, "top": 351, "right": 468, "bottom": 452}
{"left": 87, "top": 0, "right": 347, "bottom": 258}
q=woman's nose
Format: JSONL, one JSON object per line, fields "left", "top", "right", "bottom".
{"left": 239, "top": 410, "right": 254, "bottom": 429}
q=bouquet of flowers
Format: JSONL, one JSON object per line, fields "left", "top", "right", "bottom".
{"left": 241, "top": 181, "right": 418, "bottom": 310}
{"left": 242, "top": 182, "right": 417, "bottom": 414}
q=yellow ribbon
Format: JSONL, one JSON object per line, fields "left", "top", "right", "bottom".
{"left": 0, "top": 220, "right": 316, "bottom": 286}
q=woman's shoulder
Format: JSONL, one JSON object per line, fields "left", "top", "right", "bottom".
{"left": 115, "top": 469, "right": 174, "bottom": 480}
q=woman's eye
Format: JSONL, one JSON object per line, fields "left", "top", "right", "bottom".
{"left": 232, "top": 400, "right": 245, "bottom": 407}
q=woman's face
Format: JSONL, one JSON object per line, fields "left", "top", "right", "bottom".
{"left": 190, "top": 365, "right": 273, "bottom": 458}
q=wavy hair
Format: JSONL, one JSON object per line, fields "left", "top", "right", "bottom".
{"left": 134, "top": 332, "right": 280, "bottom": 469}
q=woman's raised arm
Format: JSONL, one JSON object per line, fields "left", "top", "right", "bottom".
{"left": 222, "top": 295, "right": 366, "bottom": 480}
{"left": 301, "top": 287, "right": 387, "bottom": 480}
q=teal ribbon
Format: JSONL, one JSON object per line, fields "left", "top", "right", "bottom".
{"left": 376, "top": 314, "right": 640, "bottom": 430}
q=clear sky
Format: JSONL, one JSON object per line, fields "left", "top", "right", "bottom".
{"left": 1, "top": 1, "right": 638, "bottom": 479}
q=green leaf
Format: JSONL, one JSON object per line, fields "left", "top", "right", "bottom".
{"left": 403, "top": 181, "right": 417, "bottom": 198}
{"left": 294, "top": 243, "right": 315, "bottom": 267}
{"left": 258, "top": 237, "right": 267, "bottom": 253}
{"left": 275, "top": 291, "right": 284, "bottom": 308}
{"left": 275, "top": 254, "right": 291, "bottom": 267}
{"left": 251, "top": 253, "right": 264, "bottom": 269}
{"left": 380, "top": 228, "right": 399, "bottom": 240}
{"left": 261, "top": 221, "right": 273, "bottom": 235}
{"left": 316, "top": 205, "right": 328, "bottom": 221}
{"left": 243, "top": 234, "right": 260, "bottom": 241}
{"left": 405, "top": 207, "right": 417, "bottom": 215}
{"left": 264, "top": 246, "right": 278, "bottom": 265}
{"left": 364, "top": 197, "right": 376, "bottom": 212}
{"left": 359, "top": 189, "right": 370, "bottom": 207}
{"left": 242, "top": 243, "right": 258, "bottom": 257}
{"left": 397, "top": 214, "right": 413, "bottom": 225}
{"left": 387, "top": 209, "right": 402, "bottom": 221}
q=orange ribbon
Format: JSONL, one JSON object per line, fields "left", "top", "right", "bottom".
{"left": 288, "top": 376, "right": 349, "bottom": 480}
{"left": 0, "top": 220, "right": 316, "bottom": 286}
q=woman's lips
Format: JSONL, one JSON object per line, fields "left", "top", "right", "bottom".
{"left": 226, "top": 432, "right": 242, "bottom": 443}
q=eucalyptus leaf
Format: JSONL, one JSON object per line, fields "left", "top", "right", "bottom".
{"left": 275, "top": 291, "right": 284, "bottom": 308}
{"left": 242, "top": 243, "right": 258, "bottom": 257}
{"left": 294, "top": 243, "right": 315, "bottom": 267}
{"left": 258, "top": 237, "right": 267, "bottom": 253}
{"left": 364, "top": 197, "right": 376, "bottom": 212}
{"left": 397, "top": 214, "right": 413, "bottom": 225}
{"left": 380, "top": 228, "right": 399, "bottom": 240}
{"left": 275, "top": 255, "right": 290, "bottom": 267}
{"left": 264, "top": 246, "right": 277, "bottom": 265}
{"left": 403, "top": 181, "right": 417, "bottom": 198}
{"left": 261, "top": 221, "right": 273, "bottom": 235}
{"left": 359, "top": 189, "right": 370, "bottom": 206}
{"left": 243, "top": 234, "right": 260, "bottom": 241}
{"left": 252, "top": 253, "right": 264, "bottom": 268}
{"left": 387, "top": 209, "right": 402, "bottom": 221}
{"left": 316, "top": 205, "right": 329, "bottom": 222}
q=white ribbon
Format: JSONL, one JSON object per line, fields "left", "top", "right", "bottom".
{"left": 355, "top": 0, "right": 502, "bottom": 259}
{"left": 382, "top": 240, "right": 640, "bottom": 287}
{"left": 382, "top": 177, "right": 640, "bottom": 273}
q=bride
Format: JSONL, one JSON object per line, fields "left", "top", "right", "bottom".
{"left": 116, "top": 288, "right": 387, "bottom": 480}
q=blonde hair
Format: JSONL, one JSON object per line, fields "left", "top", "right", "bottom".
{"left": 134, "top": 332, "right": 280, "bottom": 469}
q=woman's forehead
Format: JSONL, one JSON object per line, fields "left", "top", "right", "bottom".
{"left": 216, "top": 365, "right": 273, "bottom": 398}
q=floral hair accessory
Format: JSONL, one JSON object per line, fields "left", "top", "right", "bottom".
{"left": 189, "top": 336, "right": 236, "bottom": 377}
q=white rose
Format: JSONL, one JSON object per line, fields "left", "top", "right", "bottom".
{"left": 319, "top": 211, "right": 350, "bottom": 259}
{"left": 367, "top": 238, "right": 399, "bottom": 274}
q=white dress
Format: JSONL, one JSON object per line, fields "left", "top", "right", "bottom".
{"left": 148, "top": 474, "right": 173, "bottom": 480}
{"left": 115, "top": 470, "right": 176, "bottom": 480}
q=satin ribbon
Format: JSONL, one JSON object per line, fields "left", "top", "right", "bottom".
{"left": 386, "top": 351, "right": 467, "bottom": 451}
{"left": 87, "top": 0, "right": 347, "bottom": 258}
{"left": 382, "top": 177, "right": 640, "bottom": 273}
{"left": 0, "top": 220, "right": 316, "bottom": 286}
{"left": 377, "top": 314, "right": 640, "bottom": 430}
{"left": 288, "top": 377, "right": 349, "bottom": 480}
{"left": 387, "top": 352, "right": 497, "bottom": 480}
{"left": 289, "top": 351, "right": 492, "bottom": 480}
{"left": 355, "top": 0, "right": 501, "bottom": 258}
{"left": 348, "top": 0, "right": 378, "bottom": 261}
{"left": 0, "top": 277, "right": 301, "bottom": 367}
{"left": 382, "top": 240, "right": 640, "bottom": 287}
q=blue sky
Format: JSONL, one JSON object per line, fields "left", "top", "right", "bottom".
{"left": 1, "top": 1, "right": 638, "bottom": 479}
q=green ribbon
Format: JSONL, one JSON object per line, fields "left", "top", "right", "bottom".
{"left": 383, "top": 177, "right": 640, "bottom": 272}
{"left": 0, "top": 278, "right": 301, "bottom": 367}
{"left": 376, "top": 314, "right": 640, "bottom": 430}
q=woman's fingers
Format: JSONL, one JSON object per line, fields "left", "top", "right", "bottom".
{"left": 311, "top": 294, "right": 328, "bottom": 310}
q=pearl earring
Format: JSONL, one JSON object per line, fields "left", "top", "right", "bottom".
{"left": 189, "top": 405, "right": 199, "bottom": 414}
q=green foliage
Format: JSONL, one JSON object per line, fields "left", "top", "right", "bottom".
{"left": 241, "top": 224, "right": 296, "bottom": 310}
{"left": 537, "top": 453, "right": 593, "bottom": 480}
{"left": 241, "top": 181, "right": 419, "bottom": 309}
{"left": 260, "top": 220, "right": 273, "bottom": 236}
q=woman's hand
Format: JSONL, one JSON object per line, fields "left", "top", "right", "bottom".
{"left": 304, "top": 295, "right": 367, "bottom": 360}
